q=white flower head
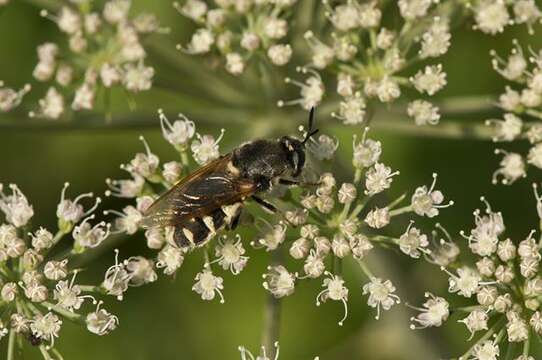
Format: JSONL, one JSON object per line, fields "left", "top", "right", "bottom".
{"left": 411, "top": 65, "right": 447, "bottom": 96}
{"left": 407, "top": 100, "right": 440, "bottom": 126}
{"left": 0, "top": 184, "right": 34, "bottom": 227}
{"left": 86, "top": 302, "right": 119, "bottom": 335}
{"left": 193, "top": 268, "right": 225, "bottom": 303}
{"left": 365, "top": 163, "right": 399, "bottom": 196}
{"left": 353, "top": 129, "right": 382, "bottom": 168}
{"left": 445, "top": 266, "right": 481, "bottom": 298}
{"left": 362, "top": 277, "right": 400, "bottom": 320}
{"left": 213, "top": 235, "right": 249, "bottom": 275}
{"left": 398, "top": 0, "right": 432, "bottom": 20}
{"left": 398, "top": 222, "right": 430, "bottom": 258}
{"left": 123, "top": 62, "right": 154, "bottom": 92}
{"left": 474, "top": 0, "right": 511, "bottom": 35}
{"left": 263, "top": 265, "right": 296, "bottom": 298}
{"left": 409, "top": 292, "right": 449, "bottom": 329}
{"left": 411, "top": 173, "right": 453, "bottom": 217}
{"left": 279, "top": 68, "right": 324, "bottom": 110}
{"left": 191, "top": 130, "right": 225, "bottom": 165}
{"left": 316, "top": 272, "right": 349, "bottom": 326}
{"left": 158, "top": 109, "right": 196, "bottom": 148}
{"left": 459, "top": 309, "right": 489, "bottom": 339}
{"left": 226, "top": 53, "right": 245, "bottom": 75}
{"left": 267, "top": 44, "right": 292, "bottom": 66}
{"left": 492, "top": 151, "right": 526, "bottom": 185}
{"left": 420, "top": 19, "right": 451, "bottom": 58}
{"left": 30, "top": 312, "right": 62, "bottom": 347}
{"left": 472, "top": 340, "right": 499, "bottom": 360}
{"left": 156, "top": 245, "right": 184, "bottom": 275}
{"left": 365, "top": 207, "right": 390, "bottom": 229}
{"left": 304, "top": 31, "right": 334, "bottom": 69}
{"left": 333, "top": 94, "right": 366, "bottom": 125}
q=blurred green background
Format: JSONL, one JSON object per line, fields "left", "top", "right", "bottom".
{"left": 1, "top": 1, "right": 542, "bottom": 359}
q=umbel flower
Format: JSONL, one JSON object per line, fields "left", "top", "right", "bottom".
{"left": 0, "top": 80, "right": 31, "bottom": 113}
{"left": 106, "top": 112, "right": 452, "bottom": 327}
{"left": 175, "top": 0, "right": 295, "bottom": 74}
{"left": 279, "top": 1, "right": 453, "bottom": 125}
{"left": 487, "top": 41, "right": 542, "bottom": 185}
{"left": 409, "top": 189, "right": 542, "bottom": 359}
{"left": 29, "top": 0, "right": 166, "bottom": 120}
{"left": 0, "top": 183, "right": 120, "bottom": 359}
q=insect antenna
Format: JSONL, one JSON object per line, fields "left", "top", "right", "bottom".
{"left": 302, "top": 107, "right": 319, "bottom": 144}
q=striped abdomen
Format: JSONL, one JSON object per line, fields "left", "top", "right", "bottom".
{"left": 173, "top": 203, "right": 242, "bottom": 248}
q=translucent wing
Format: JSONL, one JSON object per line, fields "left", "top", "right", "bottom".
{"left": 140, "top": 154, "right": 256, "bottom": 228}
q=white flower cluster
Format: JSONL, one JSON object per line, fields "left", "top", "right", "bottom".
{"left": 469, "top": 0, "right": 541, "bottom": 35}
{"left": 487, "top": 42, "right": 542, "bottom": 185}
{"left": 175, "top": 0, "right": 295, "bottom": 75}
{"left": 0, "top": 80, "right": 30, "bottom": 113}
{"left": 29, "top": 0, "right": 164, "bottom": 119}
{"left": 260, "top": 128, "right": 452, "bottom": 325}
{"left": 0, "top": 183, "right": 119, "bottom": 359}
{"left": 106, "top": 113, "right": 451, "bottom": 324}
{"left": 411, "top": 192, "right": 542, "bottom": 360}
{"left": 280, "top": 1, "right": 451, "bottom": 125}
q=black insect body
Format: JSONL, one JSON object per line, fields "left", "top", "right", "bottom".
{"left": 28, "top": 333, "right": 43, "bottom": 346}
{"left": 140, "top": 108, "right": 319, "bottom": 249}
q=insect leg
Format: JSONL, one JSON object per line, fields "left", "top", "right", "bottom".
{"left": 252, "top": 195, "right": 278, "bottom": 213}
{"left": 228, "top": 209, "right": 242, "bottom": 230}
{"left": 278, "top": 178, "right": 320, "bottom": 187}
{"left": 251, "top": 196, "right": 297, "bottom": 227}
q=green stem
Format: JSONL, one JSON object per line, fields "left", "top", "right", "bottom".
{"left": 371, "top": 117, "right": 494, "bottom": 140}
{"left": 7, "top": 328, "right": 16, "bottom": 360}
{"left": 356, "top": 259, "right": 374, "bottom": 279}
{"left": 389, "top": 205, "right": 412, "bottom": 217}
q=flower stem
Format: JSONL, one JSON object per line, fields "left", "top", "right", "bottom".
{"left": 371, "top": 116, "right": 494, "bottom": 140}
{"left": 261, "top": 250, "right": 283, "bottom": 359}
{"left": 7, "top": 328, "right": 16, "bottom": 360}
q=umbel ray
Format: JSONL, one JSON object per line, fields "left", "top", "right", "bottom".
{"left": 140, "top": 108, "right": 320, "bottom": 248}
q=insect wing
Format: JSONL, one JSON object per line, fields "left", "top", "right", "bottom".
{"left": 140, "top": 154, "right": 255, "bottom": 228}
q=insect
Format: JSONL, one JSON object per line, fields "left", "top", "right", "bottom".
{"left": 140, "top": 108, "right": 319, "bottom": 249}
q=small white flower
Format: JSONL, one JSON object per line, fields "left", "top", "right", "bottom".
{"left": 44, "top": 260, "right": 69, "bottom": 281}
{"left": 398, "top": 223, "right": 429, "bottom": 258}
{"left": 365, "top": 163, "right": 399, "bottom": 195}
{"left": 459, "top": 310, "right": 488, "bottom": 339}
{"left": 156, "top": 245, "right": 184, "bottom": 275}
{"left": 365, "top": 207, "right": 390, "bottom": 229}
{"left": 334, "top": 95, "right": 366, "bottom": 125}
{"left": 33, "top": 87, "right": 64, "bottom": 119}
{"left": 263, "top": 265, "right": 296, "bottom": 298}
{"left": 73, "top": 216, "right": 111, "bottom": 249}
{"left": 290, "top": 238, "right": 311, "bottom": 259}
{"left": 376, "top": 76, "right": 401, "bottom": 103}
{"left": 125, "top": 256, "right": 157, "bottom": 286}
{"left": 280, "top": 70, "right": 325, "bottom": 110}
{"left": 411, "top": 65, "right": 447, "bottom": 95}
{"left": 267, "top": 44, "right": 292, "bottom": 66}
{"left": 123, "top": 62, "right": 154, "bottom": 92}
{"left": 226, "top": 53, "right": 245, "bottom": 75}
{"left": 338, "top": 183, "right": 357, "bottom": 204}
{"left": 72, "top": 83, "right": 95, "bottom": 110}
{"left": 105, "top": 175, "right": 145, "bottom": 198}
{"left": 487, "top": 113, "right": 523, "bottom": 142}
{"left": 331, "top": 235, "right": 351, "bottom": 258}
{"left": 0, "top": 184, "right": 34, "bottom": 227}
{"left": 472, "top": 340, "right": 499, "bottom": 360}
{"left": 240, "top": 32, "right": 260, "bottom": 51}
{"left": 513, "top": 0, "right": 541, "bottom": 26}
{"left": 162, "top": 161, "right": 183, "bottom": 184}
{"left": 506, "top": 311, "right": 529, "bottom": 342}
{"left": 303, "top": 250, "right": 326, "bottom": 278}
{"left": 31, "top": 227, "right": 54, "bottom": 250}
{"left": 214, "top": 235, "right": 248, "bottom": 275}
{"left": 407, "top": 100, "right": 440, "bottom": 126}
{"left": 411, "top": 173, "right": 452, "bottom": 217}
{"left": 362, "top": 277, "right": 400, "bottom": 320}
{"left": 304, "top": 31, "right": 334, "bottom": 69}
{"left": 56, "top": 7, "right": 81, "bottom": 34}
{"left": 30, "top": 313, "right": 62, "bottom": 347}
{"left": 446, "top": 266, "right": 481, "bottom": 298}
{"left": 1, "top": 282, "right": 17, "bottom": 302}
{"left": 316, "top": 272, "right": 349, "bottom": 326}
{"left": 420, "top": 19, "right": 451, "bottom": 58}
{"left": 177, "top": 0, "right": 207, "bottom": 21}
{"left": 0, "top": 82, "right": 30, "bottom": 112}
{"left": 353, "top": 131, "right": 382, "bottom": 168}
{"left": 103, "top": 0, "right": 131, "bottom": 24}
{"left": 54, "top": 278, "right": 85, "bottom": 312}
{"left": 86, "top": 303, "right": 119, "bottom": 335}
{"left": 498, "top": 87, "right": 521, "bottom": 111}
{"left": 329, "top": 4, "right": 359, "bottom": 31}
{"left": 398, "top": 0, "right": 432, "bottom": 20}
{"left": 185, "top": 28, "right": 214, "bottom": 54}
{"left": 528, "top": 143, "right": 542, "bottom": 169}
{"left": 376, "top": 28, "right": 395, "bottom": 50}
{"left": 308, "top": 134, "right": 339, "bottom": 161}
{"left": 191, "top": 131, "right": 225, "bottom": 165}
{"left": 358, "top": 2, "right": 381, "bottom": 28}
{"left": 493, "top": 151, "right": 526, "bottom": 185}
{"left": 102, "top": 250, "right": 130, "bottom": 300}
{"left": 409, "top": 292, "right": 449, "bottom": 329}
{"left": 474, "top": 0, "right": 510, "bottom": 35}
{"left": 158, "top": 109, "right": 196, "bottom": 148}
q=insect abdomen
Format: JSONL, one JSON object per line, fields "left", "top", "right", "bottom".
{"left": 173, "top": 203, "right": 242, "bottom": 248}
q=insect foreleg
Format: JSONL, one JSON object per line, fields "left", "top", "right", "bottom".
{"left": 278, "top": 178, "right": 320, "bottom": 187}
{"left": 251, "top": 195, "right": 278, "bottom": 213}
